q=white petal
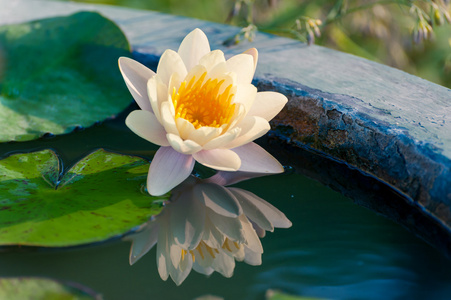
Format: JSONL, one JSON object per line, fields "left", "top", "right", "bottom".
{"left": 194, "top": 182, "right": 242, "bottom": 217}
{"left": 229, "top": 188, "right": 273, "bottom": 232}
{"left": 128, "top": 221, "right": 159, "bottom": 265}
{"left": 225, "top": 116, "right": 270, "bottom": 149}
{"left": 232, "top": 142, "right": 284, "bottom": 173}
{"left": 207, "top": 62, "right": 230, "bottom": 82}
{"left": 199, "top": 50, "right": 226, "bottom": 71}
{"left": 167, "top": 133, "right": 202, "bottom": 155}
{"left": 202, "top": 127, "right": 241, "bottom": 150}
{"left": 178, "top": 28, "right": 211, "bottom": 71}
{"left": 233, "top": 84, "right": 257, "bottom": 114}
{"left": 193, "top": 149, "right": 240, "bottom": 171}
{"left": 187, "top": 126, "right": 222, "bottom": 146}
{"left": 157, "top": 49, "right": 187, "bottom": 85}
{"left": 160, "top": 101, "right": 179, "bottom": 136}
{"left": 247, "top": 91, "right": 288, "bottom": 121}
{"left": 243, "top": 48, "right": 258, "bottom": 72}
{"left": 148, "top": 75, "right": 169, "bottom": 123}
{"left": 167, "top": 71, "right": 183, "bottom": 98}
{"left": 170, "top": 190, "right": 206, "bottom": 249}
{"left": 207, "top": 208, "right": 245, "bottom": 243}
{"left": 175, "top": 118, "right": 196, "bottom": 141}
{"left": 147, "top": 147, "right": 195, "bottom": 196}
{"left": 240, "top": 215, "right": 263, "bottom": 254}
{"left": 226, "top": 53, "right": 255, "bottom": 84}
{"left": 118, "top": 57, "right": 155, "bottom": 111}
{"left": 229, "top": 187, "right": 292, "bottom": 228}
{"left": 125, "top": 110, "right": 169, "bottom": 146}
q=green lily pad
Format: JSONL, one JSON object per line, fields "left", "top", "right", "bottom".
{"left": 0, "top": 149, "right": 164, "bottom": 247}
{"left": 0, "top": 11, "right": 132, "bottom": 142}
{"left": 0, "top": 277, "right": 101, "bottom": 300}
{"left": 266, "top": 290, "right": 328, "bottom": 300}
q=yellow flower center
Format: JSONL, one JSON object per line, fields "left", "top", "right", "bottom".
{"left": 172, "top": 72, "right": 236, "bottom": 129}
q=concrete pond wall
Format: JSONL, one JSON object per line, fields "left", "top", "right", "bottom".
{"left": 2, "top": 0, "right": 451, "bottom": 257}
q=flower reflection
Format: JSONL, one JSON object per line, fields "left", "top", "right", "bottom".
{"left": 127, "top": 175, "right": 291, "bottom": 285}
{"left": 119, "top": 28, "right": 287, "bottom": 196}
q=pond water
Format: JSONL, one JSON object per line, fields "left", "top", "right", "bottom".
{"left": 0, "top": 170, "right": 451, "bottom": 299}
{"left": 2, "top": 108, "right": 451, "bottom": 299}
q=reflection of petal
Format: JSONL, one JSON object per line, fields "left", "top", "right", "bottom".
{"left": 229, "top": 187, "right": 292, "bottom": 228}
{"left": 147, "top": 147, "right": 195, "bottom": 196}
{"left": 118, "top": 57, "right": 155, "bottom": 111}
{"left": 207, "top": 208, "right": 245, "bottom": 244}
{"left": 128, "top": 175, "right": 291, "bottom": 286}
{"left": 194, "top": 183, "right": 242, "bottom": 217}
{"left": 170, "top": 192, "right": 205, "bottom": 249}
{"left": 128, "top": 221, "right": 159, "bottom": 265}
{"left": 240, "top": 215, "right": 263, "bottom": 254}
{"left": 193, "top": 261, "right": 214, "bottom": 276}
{"left": 211, "top": 250, "right": 235, "bottom": 278}
{"left": 231, "top": 189, "right": 274, "bottom": 232}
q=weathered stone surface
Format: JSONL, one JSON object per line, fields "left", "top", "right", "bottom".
{"left": 1, "top": 0, "right": 450, "bottom": 257}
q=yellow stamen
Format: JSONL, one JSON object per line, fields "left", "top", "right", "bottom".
{"left": 205, "top": 245, "right": 216, "bottom": 259}
{"left": 197, "top": 244, "right": 205, "bottom": 260}
{"left": 172, "top": 72, "right": 236, "bottom": 129}
{"left": 222, "top": 239, "right": 232, "bottom": 252}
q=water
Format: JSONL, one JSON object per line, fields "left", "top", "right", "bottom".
{"left": 0, "top": 169, "right": 450, "bottom": 299}
{"left": 2, "top": 94, "right": 451, "bottom": 299}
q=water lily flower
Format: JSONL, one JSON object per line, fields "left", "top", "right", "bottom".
{"left": 127, "top": 175, "right": 291, "bottom": 286}
{"left": 119, "top": 28, "right": 287, "bottom": 196}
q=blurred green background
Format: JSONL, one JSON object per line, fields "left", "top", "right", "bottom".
{"left": 56, "top": 0, "right": 451, "bottom": 89}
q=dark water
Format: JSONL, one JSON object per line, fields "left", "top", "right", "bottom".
{"left": 1, "top": 101, "right": 451, "bottom": 299}
{"left": 0, "top": 170, "right": 450, "bottom": 300}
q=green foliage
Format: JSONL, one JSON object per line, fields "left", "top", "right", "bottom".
{"left": 59, "top": 0, "right": 451, "bottom": 88}
{"left": 266, "top": 289, "right": 328, "bottom": 300}
{"left": 0, "top": 149, "right": 164, "bottom": 247}
{"left": 0, "top": 277, "right": 100, "bottom": 300}
{"left": 0, "top": 11, "right": 132, "bottom": 142}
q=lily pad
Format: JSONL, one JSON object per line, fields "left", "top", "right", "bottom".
{"left": 0, "top": 149, "right": 164, "bottom": 247}
{"left": 0, "top": 277, "right": 101, "bottom": 300}
{"left": 0, "top": 11, "right": 132, "bottom": 142}
{"left": 266, "top": 290, "right": 328, "bottom": 300}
